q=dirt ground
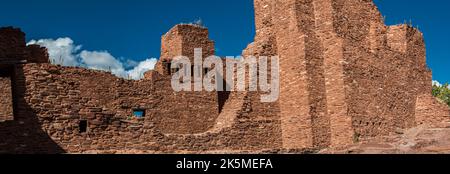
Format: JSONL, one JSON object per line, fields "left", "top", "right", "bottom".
{"left": 320, "top": 121, "right": 450, "bottom": 154}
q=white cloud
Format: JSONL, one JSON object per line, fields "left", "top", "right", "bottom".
{"left": 433, "top": 80, "right": 450, "bottom": 89}
{"left": 80, "top": 50, "right": 126, "bottom": 77}
{"left": 27, "top": 37, "right": 81, "bottom": 66}
{"left": 433, "top": 80, "right": 442, "bottom": 87}
{"left": 27, "top": 37, "right": 157, "bottom": 80}
{"left": 124, "top": 59, "right": 139, "bottom": 69}
{"left": 126, "top": 58, "right": 158, "bottom": 80}
{"left": 192, "top": 18, "right": 203, "bottom": 26}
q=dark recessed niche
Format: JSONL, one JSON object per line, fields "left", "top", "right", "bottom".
{"left": 133, "top": 109, "right": 145, "bottom": 118}
{"left": 165, "top": 61, "right": 172, "bottom": 75}
{"left": 79, "top": 120, "right": 87, "bottom": 133}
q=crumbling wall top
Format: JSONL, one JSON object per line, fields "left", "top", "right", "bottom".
{"left": 387, "top": 24, "right": 424, "bottom": 54}
{"left": 157, "top": 24, "right": 215, "bottom": 75}
{"left": 165, "top": 24, "right": 209, "bottom": 36}
{"left": 0, "top": 27, "right": 49, "bottom": 64}
{"left": 0, "top": 27, "right": 27, "bottom": 61}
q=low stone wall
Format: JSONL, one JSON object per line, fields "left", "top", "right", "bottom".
{"left": 415, "top": 94, "right": 450, "bottom": 126}
{"left": 23, "top": 63, "right": 222, "bottom": 152}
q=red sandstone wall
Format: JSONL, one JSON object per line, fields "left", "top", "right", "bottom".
{"left": 0, "top": 27, "right": 27, "bottom": 62}
{"left": 157, "top": 24, "right": 215, "bottom": 75}
{"left": 0, "top": 64, "right": 280, "bottom": 153}
{"left": 0, "top": 27, "right": 49, "bottom": 123}
{"left": 160, "top": 24, "right": 214, "bottom": 61}
{"left": 313, "top": 0, "right": 353, "bottom": 147}
{"left": 0, "top": 24, "right": 283, "bottom": 153}
{"left": 26, "top": 45, "right": 50, "bottom": 64}
{"left": 0, "top": 63, "right": 222, "bottom": 153}
{"left": 28, "top": 64, "right": 219, "bottom": 134}
{"left": 249, "top": 0, "right": 447, "bottom": 148}
{"left": 1, "top": 0, "right": 448, "bottom": 153}
{"left": 415, "top": 94, "right": 450, "bottom": 126}
{"left": 0, "top": 77, "right": 13, "bottom": 121}
{"left": 0, "top": 27, "right": 49, "bottom": 64}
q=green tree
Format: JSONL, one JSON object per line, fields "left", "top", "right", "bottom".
{"left": 432, "top": 82, "right": 450, "bottom": 107}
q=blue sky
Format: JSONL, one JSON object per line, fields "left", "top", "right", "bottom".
{"left": 0, "top": 0, "right": 448, "bottom": 82}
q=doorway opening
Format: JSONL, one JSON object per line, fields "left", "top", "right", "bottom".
{"left": 0, "top": 64, "right": 14, "bottom": 122}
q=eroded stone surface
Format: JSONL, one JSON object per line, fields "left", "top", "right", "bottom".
{"left": 0, "top": 0, "right": 449, "bottom": 154}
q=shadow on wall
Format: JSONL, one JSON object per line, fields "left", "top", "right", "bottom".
{"left": 0, "top": 65, "right": 65, "bottom": 154}
{"left": 217, "top": 75, "right": 231, "bottom": 113}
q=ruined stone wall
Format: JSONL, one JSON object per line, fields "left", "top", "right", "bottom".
{"left": 157, "top": 24, "right": 215, "bottom": 75}
{"left": 328, "top": 1, "right": 435, "bottom": 137}
{"left": 26, "top": 45, "right": 50, "bottom": 64}
{"left": 249, "top": 0, "right": 448, "bottom": 148}
{"left": 270, "top": 0, "right": 314, "bottom": 149}
{"left": 0, "top": 63, "right": 66, "bottom": 154}
{"left": 250, "top": 0, "right": 354, "bottom": 148}
{"left": 415, "top": 94, "right": 450, "bottom": 126}
{"left": 0, "top": 63, "right": 221, "bottom": 153}
{"left": 1, "top": 63, "right": 283, "bottom": 153}
{"left": 0, "top": 27, "right": 221, "bottom": 153}
{"left": 0, "top": 77, "right": 13, "bottom": 121}
{"left": 160, "top": 24, "right": 214, "bottom": 61}
{"left": 328, "top": 0, "right": 392, "bottom": 138}
{"left": 1, "top": 0, "right": 449, "bottom": 153}
{"left": 150, "top": 77, "right": 219, "bottom": 134}
{"left": 313, "top": 0, "right": 353, "bottom": 147}
{"left": 0, "top": 24, "right": 284, "bottom": 153}
{"left": 0, "top": 27, "right": 49, "bottom": 63}
{"left": 0, "top": 27, "right": 27, "bottom": 62}
{"left": 0, "top": 27, "right": 62, "bottom": 153}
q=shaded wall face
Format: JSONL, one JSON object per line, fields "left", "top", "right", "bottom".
{"left": 0, "top": 27, "right": 50, "bottom": 123}
{"left": 0, "top": 64, "right": 65, "bottom": 154}
{"left": 0, "top": 27, "right": 49, "bottom": 64}
{"left": 0, "top": 28, "right": 26, "bottom": 61}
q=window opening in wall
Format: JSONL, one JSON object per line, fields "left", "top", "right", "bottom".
{"left": 133, "top": 109, "right": 145, "bottom": 118}
{"left": 79, "top": 120, "right": 88, "bottom": 133}
{"left": 165, "top": 61, "right": 172, "bottom": 75}
{"left": 0, "top": 65, "right": 15, "bottom": 122}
